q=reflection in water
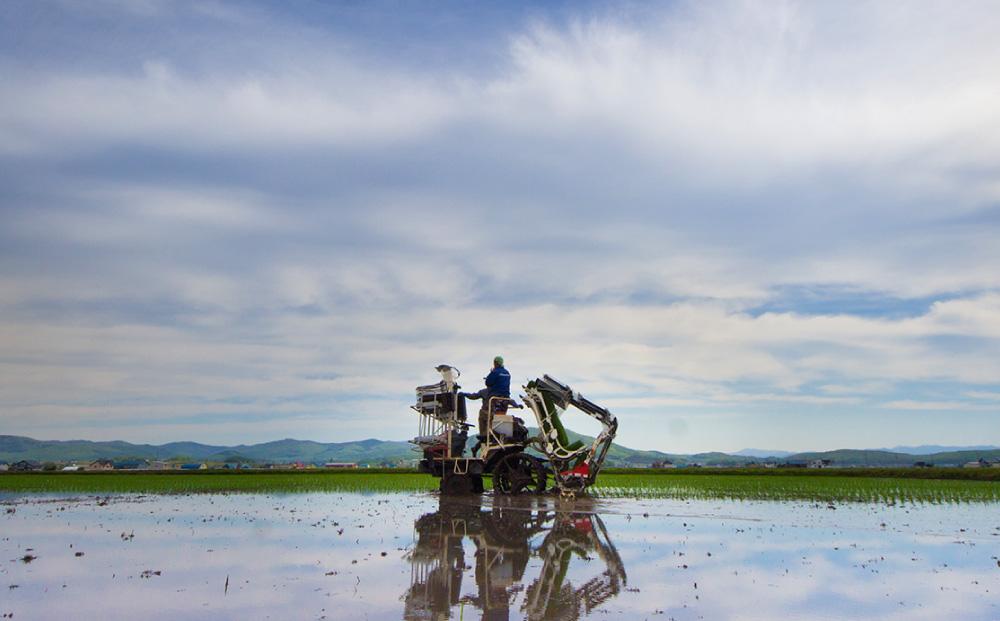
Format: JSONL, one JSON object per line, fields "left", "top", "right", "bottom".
{"left": 5, "top": 493, "right": 1000, "bottom": 620}
{"left": 403, "top": 498, "right": 627, "bottom": 621}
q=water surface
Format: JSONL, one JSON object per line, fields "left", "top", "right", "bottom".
{"left": 2, "top": 492, "right": 998, "bottom": 620}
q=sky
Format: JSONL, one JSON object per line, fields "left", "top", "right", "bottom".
{"left": 2, "top": 0, "right": 999, "bottom": 453}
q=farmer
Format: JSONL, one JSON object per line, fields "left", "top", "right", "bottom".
{"left": 462, "top": 355, "right": 511, "bottom": 441}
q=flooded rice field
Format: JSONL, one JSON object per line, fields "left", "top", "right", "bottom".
{"left": 2, "top": 491, "right": 998, "bottom": 620}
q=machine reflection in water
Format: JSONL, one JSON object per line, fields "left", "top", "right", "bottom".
{"left": 402, "top": 497, "right": 627, "bottom": 621}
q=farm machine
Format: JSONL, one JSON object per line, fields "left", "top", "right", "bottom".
{"left": 410, "top": 365, "right": 618, "bottom": 497}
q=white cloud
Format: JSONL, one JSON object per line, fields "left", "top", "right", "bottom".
{"left": 963, "top": 390, "right": 1000, "bottom": 401}
{"left": 881, "top": 400, "right": 995, "bottom": 412}
{"left": 3, "top": 1, "right": 999, "bottom": 199}
{"left": 0, "top": 58, "right": 457, "bottom": 156}
{"left": 818, "top": 381, "right": 893, "bottom": 396}
{"left": 490, "top": 2, "right": 1000, "bottom": 198}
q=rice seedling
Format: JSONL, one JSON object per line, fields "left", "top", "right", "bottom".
{"left": 2, "top": 469, "right": 997, "bottom": 503}
{"left": 0, "top": 471, "right": 436, "bottom": 494}
{"left": 592, "top": 473, "right": 1000, "bottom": 503}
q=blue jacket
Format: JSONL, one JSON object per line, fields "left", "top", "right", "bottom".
{"left": 485, "top": 366, "right": 511, "bottom": 397}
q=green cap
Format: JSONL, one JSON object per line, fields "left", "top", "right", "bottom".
{"left": 493, "top": 355, "right": 504, "bottom": 366}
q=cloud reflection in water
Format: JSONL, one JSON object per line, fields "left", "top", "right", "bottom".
{"left": 1, "top": 492, "right": 998, "bottom": 620}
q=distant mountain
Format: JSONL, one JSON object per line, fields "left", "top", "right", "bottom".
{"left": 786, "top": 449, "right": 913, "bottom": 466}
{"left": 877, "top": 445, "right": 1000, "bottom": 455}
{"left": 733, "top": 449, "right": 795, "bottom": 458}
{"left": 0, "top": 435, "right": 414, "bottom": 466}
{"left": 2, "top": 435, "right": 999, "bottom": 468}
{"left": 784, "top": 448, "right": 1000, "bottom": 466}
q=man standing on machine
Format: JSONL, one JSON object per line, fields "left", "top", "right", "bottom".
{"left": 463, "top": 355, "right": 510, "bottom": 449}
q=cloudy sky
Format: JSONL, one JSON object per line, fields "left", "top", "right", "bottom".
{"left": 2, "top": 0, "right": 999, "bottom": 453}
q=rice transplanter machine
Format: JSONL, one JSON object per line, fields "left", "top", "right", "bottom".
{"left": 410, "top": 365, "right": 618, "bottom": 497}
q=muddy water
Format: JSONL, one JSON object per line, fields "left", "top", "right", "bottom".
{"left": 1, "top": 492, "right": 998, "bottom": 620}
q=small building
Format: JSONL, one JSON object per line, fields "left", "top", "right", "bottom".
{"left": 10, "top": 460, "right": 40, "bottom": 472}
{"left": 148, "top": 461, "right": 173, "bottom": 471}
{"left": 88, "top": 459, "right": 114, "bottom": 471}
{"left": 808, "top": 459, "right": 833, "bottom": 469}
{"left": 0, "top": 462, "right": 9, "bottom": 471}
{"left": 964, "top": 459, "right": 990, "bottom": 468}
{"left": 222, "top": 463, "right": 255, "bottom": 470}
{"left": 649, "top": 460, "right": 675, "bottom": 469}
{"left": 779, "top": 461, "right": 808, "bottom": 468}
{"left": 180, "top": 463, "right": 207, "bottom": 470}
{"left": 62, "top": 465, "right": 84, "bottom": 471}
{"left": 323, "top": 462, "right": 359, "bottom": 469}
{"left": 115, "top": 460, "right": 148, "bottom": 470}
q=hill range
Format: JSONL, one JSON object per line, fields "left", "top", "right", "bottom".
{"left": 2, "top": 434, "right": 998, "bottom": 468}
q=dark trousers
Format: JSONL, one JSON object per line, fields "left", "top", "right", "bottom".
{"left": 478, "top": 403, "right": 490, "bottom": 437}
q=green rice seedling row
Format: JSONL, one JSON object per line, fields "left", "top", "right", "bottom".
{"left": 592, "top": 473, "right": 1000, "bottom": 503}
{"left": 0, "top": 471, "right": 438, "bottom": 494}
{"left": 2, "top": 470, "right": 998, "bottom": 503}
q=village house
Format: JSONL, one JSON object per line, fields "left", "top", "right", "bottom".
{"left": 779, "top": 461, "right": 808, "bottom": 468}
{"left": 180, "top": 463, "right": 207, "bottom": 470}
{"left": 114, "top": 460, "right": 148, "bottom": 470}
{"left": 649, "top": 460, "right": 675, "bottom": 469}
{"left": 0, "top": 462, "right": 9, "bottom": 471}
{"left": 10, "top": 460, "right": 40, "bottom": 472}
{"left": 808, "top": 459, "right": 833, "bottom": 469}
{"left": 323, "top": 462, "right": 359, "bottom": 469}
{"left": 88, "top": 459, "right": 114, "bottom": 471}
{"left": 963, "top": 459, "right": 991, "bottom": 468}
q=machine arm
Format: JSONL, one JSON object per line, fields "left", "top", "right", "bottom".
{"left": 534, "top": 375, "right": 616, "bottom": 428}
{"left": 522, "top": 375, "right": 618, "bottom": 495}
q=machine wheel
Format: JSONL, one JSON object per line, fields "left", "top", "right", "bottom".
{"left": 493, "top": 453, "right": 546, "bottom": 495}
{"left": 440, "top": 473, "right": 475, "bottom": 495}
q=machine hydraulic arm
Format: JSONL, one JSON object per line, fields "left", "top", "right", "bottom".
{"left": 522, "top": 375, "right": 618, "bottom": 496}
